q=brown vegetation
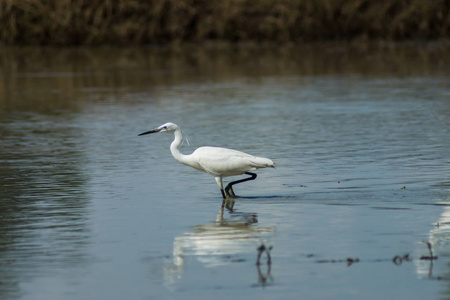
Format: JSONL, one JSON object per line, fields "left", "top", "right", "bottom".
{"left": 0, "top": 0, "right": 449, "bottom": 45}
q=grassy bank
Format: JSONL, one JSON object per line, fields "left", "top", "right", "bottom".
{"left": 0, "top": 0, "right": 449, "bottom": 45}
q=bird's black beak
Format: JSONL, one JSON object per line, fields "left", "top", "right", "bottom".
{"left": 138, "top": 128, "right": 161, "bottom": 136}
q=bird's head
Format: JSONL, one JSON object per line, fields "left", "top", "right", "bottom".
{"left": 138, "top": 122, "right": 179, "bottom": 136}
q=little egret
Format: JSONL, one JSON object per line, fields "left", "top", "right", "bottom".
{"left": 138, "top": 122, "right": 275, "bottom": 198}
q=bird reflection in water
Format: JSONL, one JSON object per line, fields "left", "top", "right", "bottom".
{"left": 163, "top": 198, "right": 275, "bottom": 285}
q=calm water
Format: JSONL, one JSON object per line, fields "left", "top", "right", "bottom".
{"left": 1, "top": 43, "right": 450, "bottom": 299}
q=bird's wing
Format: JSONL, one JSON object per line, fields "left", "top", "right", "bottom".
{"left": 192, "top": 147, "right": 273, "bottom": 177}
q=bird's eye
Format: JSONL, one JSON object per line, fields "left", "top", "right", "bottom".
{"left": 163, "top": 126, "right": 167, "bottom": 129}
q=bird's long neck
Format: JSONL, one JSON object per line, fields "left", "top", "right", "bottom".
{"left": 170, "top": 128, "right": 189, "bottom": 164}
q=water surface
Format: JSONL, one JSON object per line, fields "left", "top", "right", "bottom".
{"left": 0, "top": 43, "right": 449, "bottom": 299}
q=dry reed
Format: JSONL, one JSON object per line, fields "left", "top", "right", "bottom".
{"left": 0, "top": 0, "right": 449, "bottom": 45}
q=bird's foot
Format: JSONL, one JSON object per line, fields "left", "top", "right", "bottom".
{"left": 225, "top": 185, "right": 238, "bottom": 198}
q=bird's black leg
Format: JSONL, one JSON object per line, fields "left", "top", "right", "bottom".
{"left": 215, "top": 177, "right": 227, "bottom": 199}
{"left": 228, "top": 186, "right": 237, "bottom": 197}
{"left": 220, "top": 188, "right": 226, "bottom": 199}
{"left": 225, "top": 172, "right": 257, "bottom": 198}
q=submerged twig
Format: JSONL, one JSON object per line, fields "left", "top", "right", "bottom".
{"left": 346, "top": 257, "right": 359, "bottom": 266}
{"left": 392, "top": 254, "right": 410, "bottom": 266}
{"left": 315, "top": 257, "right": 359, "bottom": 266}
{"left": 393, "top": 255, "right": 403, "bottom": 265}
{"left": 420, "top": 241, "right": 438, "bottom": 260}
{"left": 255, "top": 243, "right": 273, "bottom": 287}
{"left": 256, "top": 243, "right": 272, "bottom": 266}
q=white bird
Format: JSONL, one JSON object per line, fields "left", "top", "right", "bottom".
{"left": 138, "top": 122, "right": 275, "bottom": 198}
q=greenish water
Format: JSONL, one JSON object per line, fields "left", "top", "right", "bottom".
{"left": 0, "top": 43, "right": 449, "bottom": 299}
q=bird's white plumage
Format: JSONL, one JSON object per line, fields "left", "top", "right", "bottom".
{"left": 139, "top": 122, "right": 274, "bottom": 198}
{"left": 190, "top": 146, "right": 274, "bottom": 177}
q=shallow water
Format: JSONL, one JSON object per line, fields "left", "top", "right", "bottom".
{"left": 0, "top": 43, "right": 450, "bottom": 299}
